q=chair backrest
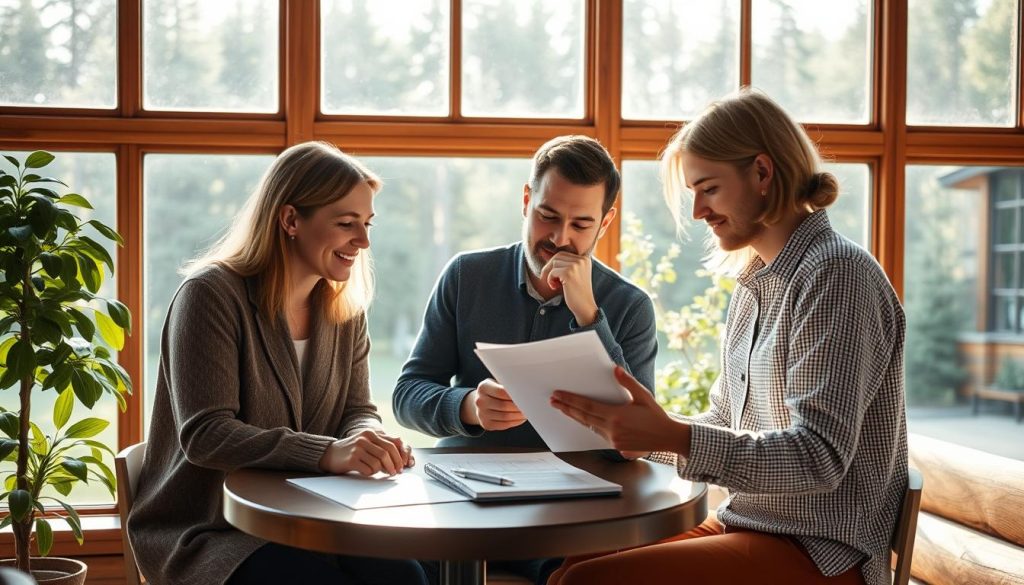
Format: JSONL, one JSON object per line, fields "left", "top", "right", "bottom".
{"left": 891, "top": 467, "right": 923, "bottom": 585}
{"left": 115, "top": 441, "right": 148, "bottom": 585}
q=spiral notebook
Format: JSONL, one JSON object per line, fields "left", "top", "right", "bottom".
{"left": 422, "top": 452, "right": 621, "bottom": 502}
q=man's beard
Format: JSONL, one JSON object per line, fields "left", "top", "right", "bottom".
{"left": 522, "top": 224, "right": 600, "bottom": 279}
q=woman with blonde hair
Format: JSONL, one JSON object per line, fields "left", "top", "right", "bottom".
{"left": 549, "top": 89, "right": 906, "bottom": 585}
{"left": 128, "top": 141, "right": 429, "bottom": 585}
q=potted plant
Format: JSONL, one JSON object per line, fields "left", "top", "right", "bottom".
{"left": 0, "top": 151, "right": 131, "bottom": 583}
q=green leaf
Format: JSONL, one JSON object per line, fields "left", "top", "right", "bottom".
{"left": 29, "top": 421, "right": 47, "bottom": 455}
{"left": 28, "top": 187, "right": 60, "bottom": 200}
{"left": 53, "top": 481, "right": 73, "bottom": 497}
{"left": 0, "top": 411, "right": 19, "bottom": 439}
{"left": 71, "top": 439, "right": 114, "bottom": 456}
{"left": 64, "top": 417, "right": 108, "bottom": 439}
{"left": 0, "top": 175, "right": 16, "bottom": 190}
{"left": 55, "top": 500, "right": 83, "bottom": 543}
{"left": 0, "top": 438, "right": 16, "bottom": 460}
{"left": 40, "top": 253, "right": 63, "bottom": 278}
{"left": 67, "top": 307, "right": 95, "bottom": 342}
{"left": 4, "top": 474, "right": 16, "bottom": 491}
{"left": 25, "top": 151, "right": 55, "bottom": 169}
{"left": 8, "top": 224, "right": 33, "bottom": 241}
{"left": 53, "top": 389, "right": 73, "bottom": 430}
{"left": 9, "top": 489, "right": 31, "bottom": 521}
{"left": 0, "top": 335, "right": 17, "bottom": 364}
{"left": 8, "top": 338, "right": 36, "bottom": 379}
{"left": 61, "top": 458, "right": 88, "bottom": 482}
{"left": 57, "top": 193, "right": 92, "bottom": 209}
{"left": 82, "top": 455, "right": 116, "bottom": 488}
{"left": 35, "top": 517, "right": 54, "bottom": 556}
{"left": 70, "top": 369, "right": 100, "bottom": 408}
{"left": 86, "top": 220, "right": 124, "bottom": 246}
{"left": 77, "top": 254, "right": 101, "bottom": 293}
{"left": 25, "top": 176, "right": 67, "bottom": 187}
{"left": 3, "top": 155, "right": 20, "bottom": 169}
{"left": 94, "top": 310, "right": 124, "bottom": 350}
{"left": 79, "top": 235, "right": 114, "bottom": 271}
{"left": 0, "top": 368, "right": 20, "bottom": 390}
{"left": 106, "top": 299, "right": 132, "bottom": 332}
{"left": 31, "top": 316, "right": 62, "bottom": 346}
{"left": 43, "top": 365, "right": 73, "bottom": 393}
{"left": 54, "top": 209, "right": 78, "bottom": 232}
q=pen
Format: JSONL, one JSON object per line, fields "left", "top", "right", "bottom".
{"left": 451, "top": 467, "right": 516, "bottom": 486}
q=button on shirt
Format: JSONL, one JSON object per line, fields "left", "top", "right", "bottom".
{"left": 652, "top": 211, "right": 908, "bottom": 585}
{"left": 393, "top": 242, "right": 658, "bottom": 449}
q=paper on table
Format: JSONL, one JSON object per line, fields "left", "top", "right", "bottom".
{"left": 288, "top": 467, "right": 470, "bottom": 510}
{"left": 474, "top": 330, "right": 629, "bottom": 452}
{"left": 427, "top": 452, "right": 621, "bottom": 500}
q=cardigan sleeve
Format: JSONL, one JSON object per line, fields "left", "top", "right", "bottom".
{"left": 165, "top": 278, "right": 334, "bottom": 473}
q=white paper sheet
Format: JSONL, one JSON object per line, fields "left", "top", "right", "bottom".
{"left": 288, "top": 467, "right": 470, "bottom": 510}
{"left": 473, "top": 330, "right": 629, "bottom": 452}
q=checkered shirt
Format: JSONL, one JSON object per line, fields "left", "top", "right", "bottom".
{"left": 652, "top": 210, "right": 908, "bottom": 585}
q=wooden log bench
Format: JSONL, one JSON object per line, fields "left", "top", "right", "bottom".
{"left": 971, "top": 387, "right": 1024, "bottom": 423}
{"left": 907, "top": 433, "right": 1024, "bottom": 584}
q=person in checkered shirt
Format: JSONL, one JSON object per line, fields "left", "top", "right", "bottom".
{"left": 549, "top": 89, "right": 907, "bottom": 585}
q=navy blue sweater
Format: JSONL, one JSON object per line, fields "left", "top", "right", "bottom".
{"left": 393, "top": 242, "right": 658, "bottom": 449}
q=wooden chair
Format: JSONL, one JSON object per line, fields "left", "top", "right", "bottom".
{"left": 115, "top": 441, "right": 148, "bottom": 585}
{"left": 891, "top": 468, "right": 924, "bottom": 585}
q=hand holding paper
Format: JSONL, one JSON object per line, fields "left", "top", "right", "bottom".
{"left": 551, "top": 365, "right": 691, "bottom": 456}
{"left": 473, "top": 331, "right": 629, "bottom": 452}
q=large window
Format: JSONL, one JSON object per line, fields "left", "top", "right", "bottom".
{"left": 904, "top": 165, "right": 1024, "bottom": 461}
{"left": 4, "top": 0, "right": 1024, "bottom": 548}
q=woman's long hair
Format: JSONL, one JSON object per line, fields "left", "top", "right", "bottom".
{"left": 184, "top": 141, "right": 380, "bottom": 323}
{"left": 660, "top": 88, "right": 839, "bottom": 273}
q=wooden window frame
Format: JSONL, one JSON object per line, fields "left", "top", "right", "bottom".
{"left": 2, "top": 0, "right": 1024, "bottom": 555}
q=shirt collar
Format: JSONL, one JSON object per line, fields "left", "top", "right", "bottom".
{"left": 737, "top": 209, "right": 833, "bottom": 287}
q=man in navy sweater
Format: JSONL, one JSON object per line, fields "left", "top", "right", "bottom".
{"left": 393, "top": 135, "right": 658, "bottom": 584}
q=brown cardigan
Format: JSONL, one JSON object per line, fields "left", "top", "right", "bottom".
{"left": 127, "top": 265, "right": 382, "bottom": 585}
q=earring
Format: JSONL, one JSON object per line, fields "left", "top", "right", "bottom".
{"left": 760, "top": 189, "right": 767, "bottom": 197}
{"left": 289, "top": 234, "right": 295, "bottom": 241}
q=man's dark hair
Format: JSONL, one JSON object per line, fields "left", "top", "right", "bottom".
{"left": 529, "top": 135, "right": 621, "bottom": 215}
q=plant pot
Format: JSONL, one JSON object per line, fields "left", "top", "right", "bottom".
{"left": 0, "top": 557, "right": 88, "bottom": 585}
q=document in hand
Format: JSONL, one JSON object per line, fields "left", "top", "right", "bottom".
{"left": 474, "top": 330, "right": 629, "bottom": 452}
{"left": 424, "top": 452, "right": 621, "bottom": 501}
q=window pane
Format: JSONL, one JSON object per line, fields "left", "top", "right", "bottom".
{"left": 321, "top": 0, "right": 449, "bottom": 116}
{"left": 143, "top": 154, "right": 274, "bottom": 434}
{"left": 621, "top": 0, "right": 739, "bottom": 121}
{"left": 0, "top": 0, "right": 117, "bottom": 108}
{"left": 994, "top": 172, "right": 1019, "bottom": 203}
{"left": 363, "top": 157, "right": 528, "bottom": 446}
{"left": 907, "top": 0, "right": 1018, "bottom": 127}
{"left": 994, "top": 251, "right": 1015, "bottom": 289}
{"left": 826, "top": 163, "right": 871, "bottom": 248}
{"left": 461, "top": 0, "right": 584, "bottom": 118}
{"left": 751, "top": 0, "right": 872, "bottom": 124}
{"left": 904, "top": 165, "right": 1024, "bottom": 461}
{"left": 0, "top": 151, "right": 117, "bottom": 505}
{"left": 994, "top": 207, "right": 1017, "bottom": 245}
{"left": 143, "top": 0, "right": 279, "bottom": 113}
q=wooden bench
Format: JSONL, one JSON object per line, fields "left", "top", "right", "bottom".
{"left": 972, "top": 387, "right": 1024, "bottom": 423}
{"left": 906, "top": 433, "right": 1024, "bottom": 584}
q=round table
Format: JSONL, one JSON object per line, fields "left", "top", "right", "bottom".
{"left": 224, "top": 448, "right": 707, "bottom": 585}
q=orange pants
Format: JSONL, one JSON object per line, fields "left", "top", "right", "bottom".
{"left": 547, "top": 518, "right": 867, "bottom": 585}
